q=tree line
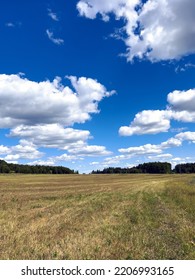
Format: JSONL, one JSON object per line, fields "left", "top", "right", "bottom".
{"left": 92, "top": 162, "right": 172, "bottom": 174}
{"left": 0, "top": 160, "right": 77, "bottom": 174}
{"left": 1, "top": 160, "right": 195, "bottom": 174}
{"left": 174, "top": 163, "right": 195, "bottom": 174}
{"left": 92, "top": 162, "right": 195, "bottom": 174}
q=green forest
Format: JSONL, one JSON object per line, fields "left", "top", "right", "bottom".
{"left": 1, "top": 160, "right": 195, "bottom": 174}
{"left": 92, "top": 162, "right": 195, "bottom": 174}
{"left": 0, "top": 160, "right": 76, "bottom": 174}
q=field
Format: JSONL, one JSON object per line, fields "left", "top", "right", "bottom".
{"left": 0, "top": 174, "right": 195, "bottom": 260}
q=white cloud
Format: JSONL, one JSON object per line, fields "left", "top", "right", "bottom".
{"left": 119, "top": 88, "right": 195, "bottom": 136}
{"left": 168, "top": 89, "right": 195, "bottom": 112}
{"left": 175, "top": 63, "right": 195, "bottom": 73}
{"left": 0, "top": 74, "right": 113, "bottom": 128}
{"left": 2, "top": 140, "right": 43, "bottom": 161}
{"left": 119, "top": 110, "right": 171, "bottom": 136}
{"left": 175, "top": 131, "right": 195, "bottom": 143}
{"left": 77, "top": 0, "right": 135, "bottom": 20}
{"left": 0, "top": 145, "right": 10, "bottom": 155}
{"left": 55, "top": 154, "right": 81, "bottom": 161}
{"left": 165, "top": 89, "right": 195, "bottom": 123}
{"left": 27, "top": 154, "right": 82, "bottom": 167}
{"left": 4, "top": 154, "right": 20, "bottom": 161}
{"left": 119, "top": 131, "right": 195, "bottom": 157}
{"left": 48, "top": 9, "right": 59, "bottom": 21}
{"left": 10, "top": 140, "right": 43, "bottom": 159}
{"left": 0, "top": 75, "right": 114, "bottom": 164}
{"left": 147, "top": 153, "right": 173, "bottom": 160}
{"left": 27, "top": 146, "right": 111, "bottom": 168}
{"left": 67, "top": 75, "right": 115, "bottom": 104}
{"left": 89, "top": 131, "right": 195, "bottom": 169}
{"left": 170, "top": 127, "right": 187, "bottom": 133}
{"left": 90, "top": 161, "right": 100, "bottom": 165}
{"left": 172, "top": 157, "right": 182, "bottom": 161}
{"left": 67, "top": 145, "right": 112, "bottom": 156}
{"left": 6, "top": 127, "right": 111, "bottom": 160}
{"left": 119, "top": 143, "right": 162, "bottom": 155}
{"left": 171, "top": 111, "right": 195, "bottom": 123}
{"left": 46, "top": 29, "right": 64, "bottom": 45}
{"left": 167, "top": 89, "right": 195, "bottom": 122}
{"left": 160, "top": 137, "right": 182, "bottom": 149}
{"left": 8, "top": 124, "right": 91, "bottom": 148}
{"left": 77, "top": 0, "right": 195, "bottom": 62}
{"left": 170, "top": 156, "right": 195, "bottom": 168}
{"left": 27, "top": 159, "right": 56, "bottom": 166}
{"left": 102, "top": 155, "right": 127, "bottom": 166}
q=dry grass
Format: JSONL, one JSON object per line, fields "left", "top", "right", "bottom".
{"left": 0, "top": 173, "right": 194, "bottom": 259}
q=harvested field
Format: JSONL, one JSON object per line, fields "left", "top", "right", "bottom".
{"left": 0, "top": 174, "right": 195, "bottom": 259}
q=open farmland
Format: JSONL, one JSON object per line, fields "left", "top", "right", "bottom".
{"left": 0, "top": 174, "right": 195, "bottom": 260}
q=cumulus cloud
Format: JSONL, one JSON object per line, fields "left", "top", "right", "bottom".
{"left": 160, "top": 137, "right": 182, "bottom": 149}
{"left": 67, "top": 145, "right": 112, "bottom": 156}
{"left": 119, "top": 88, "right": 195, "bottom": 136}
{"left": 5, "top": 125, "right": 111, "bottom": 161}
{"left": 164, "top": 89, "right": 195, "bottom": 124}
{"left": 77, "top": 0, "right": 134, "bottom": 20}
{"left": 55, "top": 154, "right": 81, "bottom": 161}
{"left": 0, "top": 74, "right": 114, "bottom": 128}
{"left": 46, "top": 29, "right": 64, "bottom": 45}
{"left": 0, "top": 145, "right": 10, "bottom": 155}
{"left": 175, "top": 131, "right": 195, "bottom": 143}
{"left": 10, "top": 140, "right": 43, "bottom": 159}
{"left": 77, "top": 0, "right": 195, "bottom": 61}
{"left": 8, "top": 124, "right": 91, "bottom": 148}
{"left": 119, "top": 110, "right": 171, "bottom": 136}
{"left": 27, "top": 147, "right": 111, "bottom": 167}
{"left": 90, "top": 131, "right": 195, "bottom": 168}
{"left": 168, "top": 89, "right": 195, "bottom": 112}
{"left": 27, "top": 159, "right": 56, "bottom": 166}
{"left": 119, "top": 131, "right": 195, "bottom": 157}
{"left": 119, "top": 143, "right": 162, "bottom": 155}
{"left": 167, "top": 89, "right": 195, "bottom": 122}
{"left": 1, "top": 140, "right": 43, "bottom": 162}
{"left": 101, "top": 155, "right": 127, "bottom": 166}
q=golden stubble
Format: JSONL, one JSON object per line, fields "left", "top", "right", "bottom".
{"left": 0, "top": 174, "right": 194, "bottom": 259}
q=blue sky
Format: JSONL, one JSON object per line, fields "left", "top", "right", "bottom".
{"left": 0, "top": 0, "right": 195, "bottom": 173}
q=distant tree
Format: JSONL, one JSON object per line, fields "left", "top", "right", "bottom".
{"left": 0, "top": 160, "right": 75, "bottom": 174}
{"left": 91, "top": 162, "right": 172, "bottom": 174}
{"left": 174, "top": 163, "right": 195, "bottom": 173}
{"left": 0, "top": 160, "right": 10, "bottom": 173}
{"left": 136, "top": 162, "right": 171, "bottom": 174}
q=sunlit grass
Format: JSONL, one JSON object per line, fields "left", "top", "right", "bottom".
{"left": 0, "top": 174, "right": 194, "bottom": 259}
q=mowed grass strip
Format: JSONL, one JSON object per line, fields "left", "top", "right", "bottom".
{"left": 0, "top": 174, "right": 194, "bottom": 259}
